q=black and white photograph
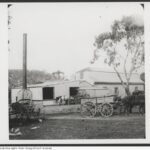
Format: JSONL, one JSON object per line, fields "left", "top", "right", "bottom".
{"left": 0, "top": 1, "right": 148, "bottom": 145}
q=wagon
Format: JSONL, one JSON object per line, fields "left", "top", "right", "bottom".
{"left": 9, "top": 89, "right": 40, "bottom": 120}
{"left": 10, "top": 100, "right": 40, "bottom": 120}
{"left": 79, "top": 87, "right": 118, "bottom": 117}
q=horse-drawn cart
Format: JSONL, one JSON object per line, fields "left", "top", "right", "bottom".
{"left": 79, "top": 87, "right": 120, "bottom": 117}
{"left": 80, "top": 96, "right": 116, "bottom": 117}
{"left": 80, "top": 89, "right": 145, "bottom": 117}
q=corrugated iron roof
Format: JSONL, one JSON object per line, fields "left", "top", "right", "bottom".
{"left": 77, "top": 67, "right": 143, "bottom": 84}
{"left": 27, "top": 80, "right": 91, "bottom": 88}
{"left": 90, "top": 72, "right": 142, "bottom": 83}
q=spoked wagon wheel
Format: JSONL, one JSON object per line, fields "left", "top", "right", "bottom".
{"left": 100, "top": 103, "right": 113, "bottom": 117}
{"left": 81, "top": 102, "right": 96, "bottom": 117}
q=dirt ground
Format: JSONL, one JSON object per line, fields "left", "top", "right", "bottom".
{"left": 9, "top": 113, "right": 145, "bottom": 140}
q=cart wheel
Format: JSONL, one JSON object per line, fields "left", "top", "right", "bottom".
{"left": 100, "top": 103, "right": 113, "bottom": 117}
{"left": 81, "top": 102, "right": 96, "bottom": 117}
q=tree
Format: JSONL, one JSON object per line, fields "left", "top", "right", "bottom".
{"left": 9, "top": 69, "right": 67, "bottom": 89}
{"left": 9, "top": 69, "right": 52, "bottom": 88}
{"left": 51, "top": 70, "right": 65, "bottom": 80}
{"left": 91, "top": 15, "right": 144, "bottom": 96}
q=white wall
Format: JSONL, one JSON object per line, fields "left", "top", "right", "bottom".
{"left": 11, "top": 88, "right": 20, "bottom": 103}
{"left": 11, "top": 81, "right": 144, "bottom": 104}
{"left": 29, "top": 87, "right": 42, "bottom": 100}
{"left": 52, "top": 81, "right": 92, "bottom": 99}
{"left": 80, "top": 89, "right": 109, "bottom": 98}
{"left": 11, "top": 81, "right": 82, "bottom": 104}
{"left": 75, "top": 72, "right": 81, "bottom": 80}
{"left": 54, "top": 81, "right": 81, "bottom": 99}
{"left": 11, "top": 87, "right": 43, "bottom": 103}
{"left": 95, "top": 84, "right": 144, "bottom": 97}
{"left": 79, "top": 81, "right": 92, "bottom": 88}
{"left": 54, "top": 84, "right": 69, "bottom": 98}
{"left": 82, "top": 70, "right": 144, "bottom": 97}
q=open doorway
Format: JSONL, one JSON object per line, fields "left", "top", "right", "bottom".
{"left": 69, "top": 87, "right": 79, "bottom": 97}
{"left": 43, "top": 87, "right": 54, "bottom": 100}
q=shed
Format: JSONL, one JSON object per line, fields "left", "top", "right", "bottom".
{"left": 11, "top": 80, "right": 92, "bottom": 105}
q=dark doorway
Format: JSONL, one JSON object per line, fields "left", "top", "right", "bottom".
{"left": 43, "top": 87, "right": 54, "bottom": 100}
{"left": 70, "top": 87, "right": 79, "bottom": 97}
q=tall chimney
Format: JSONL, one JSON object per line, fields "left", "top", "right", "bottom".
{"left": 23, "top": 33, "right": 27, "bottom": 89}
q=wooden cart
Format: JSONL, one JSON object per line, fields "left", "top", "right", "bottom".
{"left": 79, "top": 87, "right": 115, "bottom": 117}
{"left": 9, "top": 89, "right": 40, "bottom": 120}
{"left": 80, "top": 96, "right": 115, "bottom": 117}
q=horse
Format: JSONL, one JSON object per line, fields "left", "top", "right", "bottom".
{"left": 120, "top": 93, "right": 145, "bottom": 115}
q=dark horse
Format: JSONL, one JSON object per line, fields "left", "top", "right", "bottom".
{"left": 120, "top": 92, "right": 145, "bottom": 115}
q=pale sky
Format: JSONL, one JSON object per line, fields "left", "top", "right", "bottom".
{"left": 8, "top": 3, "right": 144, "bottom": 78}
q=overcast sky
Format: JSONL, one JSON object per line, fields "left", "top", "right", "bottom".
{"left": 8, "top": 3, "right": 144, "bottom": 78}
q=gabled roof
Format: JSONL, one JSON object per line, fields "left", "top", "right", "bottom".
{"left": 76, "top": 67, "right": 114, "bottom": 73}
{"left": 76, "top": 67, "right": 144, "bottom": 84}
{"left": 27, "top": 79, "right": 92, "bottom": 88}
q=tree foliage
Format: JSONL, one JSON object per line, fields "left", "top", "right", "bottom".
{"left": 92, "top": 15, "right": 144, "bottom": 95}
{"left": 9, "top": 69, "right": 66, "bottom": 89}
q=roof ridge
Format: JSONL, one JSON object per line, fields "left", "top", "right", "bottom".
{"left": 77, "top": 67, "right": 140, "bottom": 75}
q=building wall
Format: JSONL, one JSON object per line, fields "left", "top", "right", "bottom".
{"left": 79, "top": 81, "right": 92, "bottom": 88}
{"left": 95, "top": 84, "right": 144, "bottom": 97}
{"left": 11, "top": 81, "right": 92, "bottom": 104}
{"left": 53, "top": 81, "right": 91, "bottom": 99}
{"left": 11, "top": 87, "right": 43, "bottom": 103}
{"left": 75, "top": 70, "right": 144, "bottom": 97}
{"left": 11, "top": 89, "right": 20, "bottom": 103}
{"left": 82, "top": 71, "right": 90, "bottom": 81}
{"left": 75, "top": 72, "right": 82, "bottom": 80}
{"left": 11, "top": 80, "right": 143, "bottom": 105}
{"left": 79, "top": 88, "right": 110, "bottom": 98}
{"left": 75, "top": 71, "right": 89, "bottom": 81}
{"left": 30, "top": 87, "right": 43, "bottom": 100}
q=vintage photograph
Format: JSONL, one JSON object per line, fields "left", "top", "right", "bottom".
{"left": 8, "top": 3, "right": 145, "bottom": 140}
